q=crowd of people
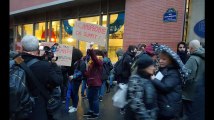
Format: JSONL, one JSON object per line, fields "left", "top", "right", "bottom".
{"left": 10, "top": 34, "right": 205, "bottom": 120}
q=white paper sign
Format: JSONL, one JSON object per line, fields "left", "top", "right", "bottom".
{"left": 40, "top": 42, "right": 73, "bottom": 66}
{"left": 155, "top": 71, "right": 164, "bottom": 81}
{"left": 72, "top": 21, "right": 107, "bottom": 46}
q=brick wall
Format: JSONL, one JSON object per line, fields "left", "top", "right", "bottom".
{"left": 123, "top": 0, "right": 186, "bottom": 51}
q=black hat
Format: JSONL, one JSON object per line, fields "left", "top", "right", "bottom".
{"left": 136, "top": 54, "right": 154, "bottom": 70}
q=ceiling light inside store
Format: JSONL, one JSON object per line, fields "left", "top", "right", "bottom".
{"left": 67, "top": 38, "right": 74, "bottom": 42}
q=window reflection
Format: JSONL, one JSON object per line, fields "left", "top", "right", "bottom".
{"left": 23, "top": 24, "right": 33, "bottom": 36}
{"left": 35, "top": 22, "right": 46, "bottom": 41}
{"left": 62, "top": 19, "right": 77, "bottom": 47}
{"left": 109, "top": 13, "right": 124, "bottom": 63}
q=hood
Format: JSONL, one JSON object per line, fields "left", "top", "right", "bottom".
{"left": 191, "top": 47, "right": 205, "bottom": 60}
{"left": 155, "top": 45, "right": 191, "bottom": 82}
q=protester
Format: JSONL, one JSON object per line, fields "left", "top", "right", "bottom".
{"left": 83, "top": 45, "right": 103, "bottom": 119}
{"left": 19, "top": 35, "right": 63, "bottom": 120}
{"left": 177, "top": 41, "right": 189, "bottom": 64}
{"left": 182, "top": 40, "right": 205, "bottom": 120}
{"left": 151, "top": 45, "right": 190, "bottom": 120}
{"left": 125, "top": 54, "right": 158, "bottom": 120}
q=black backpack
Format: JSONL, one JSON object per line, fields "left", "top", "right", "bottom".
{"left": 10, "top": 59, "right": 34, "bottom": 120}
{"left": 114, "top": 56, "right": 125, "bottom": 76}
{"left": 102, "top": 58, "right": 113, "bottom": 80}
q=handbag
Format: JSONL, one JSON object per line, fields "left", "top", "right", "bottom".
{"left": 112, "top": 83, "right": 128, "bottom": 108}
{"left": 19, "top": 58, "right": 61, "bottom": 113}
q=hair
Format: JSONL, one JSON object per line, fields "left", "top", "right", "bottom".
{"left": 137, "top": 43, "right": 146, "bottom": 51}
{"left": 21, "top": 35, "right": 39, "bottom": 51}
{"left": 189, "top": 39, "right": 201, "bottom": 50}
{"left": 127, "top": 45, "right": 137, "bottom": 52}
{"left": 159, "top": 51, "right": 179, "bottom": 68}
{"left": 177, "top": 41, "right": 187, "bottom": 53}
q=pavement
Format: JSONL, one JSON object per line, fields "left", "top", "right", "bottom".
{"left": 54, "top": 85, "right": 124, "bottom": 120}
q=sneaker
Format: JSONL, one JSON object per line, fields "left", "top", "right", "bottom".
{"left": 99, "top": 97, "right": 103, "bottom": 102}
{"left": 69, "top": 106, "right": 75, "bottom": 109}
{"left": 120, "top": 109, "right": 125, "bottom": 115}
{"left": 62, "top": 100, "right": 66, "bottom": 104}
{"left": 87, "top": 114, "right": 99, "bottom": 119}
{"left": 83, "top": 112, "right": 93, "bottom": 117}
{"left": 68, "top": 107, "right": 77, "bottom": 113}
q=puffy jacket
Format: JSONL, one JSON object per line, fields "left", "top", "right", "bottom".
{"left": 151, "top": 66, "right": 182, "bottom": 119}
{"left": 86, "top": 49, "right": 103, "bottom": 87}
{"left": 125, "top": 74, "right": 158, "bottom": 120}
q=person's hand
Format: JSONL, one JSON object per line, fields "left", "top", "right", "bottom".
{"left": 151, "top": 75, "right": 156, "bottom": 80}
{"left": 69, "top": 75, "right": 73, "bottom": 81}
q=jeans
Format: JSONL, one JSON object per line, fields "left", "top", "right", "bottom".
{"left": 99, "top": 80, "right": 106, "bottom": 97}
{"left": 81, "top": 79, "right": 87, "bottom": 96}
{"left": 65, "top": 81, "right": 73, "bottom": 111}
{"left": 71, "top": 81, "right": 81, "bottom": 108}
{"left": 87, "top": 86, "right": 100, "bottom": 115}
{"left": 109, "top": 74, "right": 114, "bottom": 86}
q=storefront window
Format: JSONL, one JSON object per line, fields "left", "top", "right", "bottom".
{"left": 23, "top": 24, "right": 33, "bottom": 36}
{"left": 80, "top": 16, "right": 100, "bottom": 56}
{"left": 50, "top": 21, "right": 60, "bottom": 43}
{"left": 15, "top": 25, "right": 22, "bottom": 52}
{"left": 62, "top": 19, "right": 77, "bottom": 47}
{"left": 108, "top": 13, "right": 125, "bottom": 63}
{"left": 35, "top": 22, "right": 46, "bottom": 41}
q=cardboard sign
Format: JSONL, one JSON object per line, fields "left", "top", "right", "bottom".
{"left": 72, "top": 21, "right": 107, "bottom": 46}
{"left": 40, "top": 42, "right": 73, "bottom": 66}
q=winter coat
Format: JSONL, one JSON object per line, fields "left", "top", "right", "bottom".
{"left": 125, "top": 74, "right": 158, "bottom": 120}
{"left": 117, "top": 51, "right": 135, "bottom": 84}
{"left": 151, "top": 66, "right": 182, "bottom": 119}
{"left": 182, "top": 47, "right": 205, "bottom": 101}
{"left": 177, "top": 51, "right": 189, "bottom": 64}
{"left": 21, "top": 53, "right": 63, "bottom": 120}
{"left": 72, "top": 59, "right": 86, "bottom": 82}
{"left": 86, "top": 49, "right": 103, "bottom": 87}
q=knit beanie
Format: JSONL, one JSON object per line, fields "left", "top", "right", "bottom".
{"left": 136, "top": 54, "right": 154, "bottom": 70}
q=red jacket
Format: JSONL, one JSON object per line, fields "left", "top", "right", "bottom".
{"left": 86, "top": 49, "right": 103, "bottom": 87}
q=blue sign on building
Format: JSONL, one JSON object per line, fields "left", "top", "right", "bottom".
{"left": 194, "top": 19, "right": 205, "bottom": 38}
{"left": 163, "top": 8, "right": 177, "bottom": 22}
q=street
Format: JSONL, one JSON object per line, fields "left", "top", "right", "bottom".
{"left": 54, "top": 85, "right": 124, "bottom": 120}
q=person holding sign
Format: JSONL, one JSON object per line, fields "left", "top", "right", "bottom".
{"left": 83, "top": 44, "right": 103, "bottom": 119}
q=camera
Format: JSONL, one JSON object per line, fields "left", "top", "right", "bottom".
{"left": 40, "top": 43, "right": 59, "bottom": 62}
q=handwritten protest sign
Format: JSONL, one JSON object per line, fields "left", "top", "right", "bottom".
{"left": 40, "top": 42, "right": 73, "bottom": 66}
{"left": 72, "top": 21, "right": 107, "bottom": 46}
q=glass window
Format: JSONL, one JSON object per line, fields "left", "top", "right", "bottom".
{"left": 50, "top": 21, "right": 60, "bottom": 43}
{"left": 23, "top": 24, "right": 33, "bottom": 36}
{"left": 108, "top": 13, "right": 125, "bottom": 63}
{"left": 62, "top": 19, "right": 77, "bottom": 47}
{"left": 80, "top": 16, "right": 100, "bottom": 56}
{"left": 16, "top": 25, "right": 22, "bottom": 42}
{"left": 15, "top": 25, "right": 23, "bottom": 52}
{"left": 35, "top": 22, "right": 46, "bottom": 41}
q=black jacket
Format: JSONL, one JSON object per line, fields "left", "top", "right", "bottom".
{"left": 125, "top": 75, "right": 158, "bottom": 120}
{"left": 21, "top": 53, "right": 63, "bottom": 120}
{"left": 118, "top": 51, "right": 135, "bottom": 84}
{"left": 151, "top": 66, "right": 182, "bottom": 119}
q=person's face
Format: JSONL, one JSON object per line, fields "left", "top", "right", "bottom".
{"left": 159, "top": 53, "right": 172, "bottom": 68}
{"left": 144, "top": 65, "right": 155, "bottom": 75}
{"left": 178, "top": 44, "right": 186, "bottom": 52}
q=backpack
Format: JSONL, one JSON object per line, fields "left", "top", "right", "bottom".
{"left": 102, "top": 58, "right": 113, "bottom": 80}
{"left": 10, "top": 59, "right": 34, "bottom": 120}
{"left": 114, "top": 56, "right": 125, "bottom": 76}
